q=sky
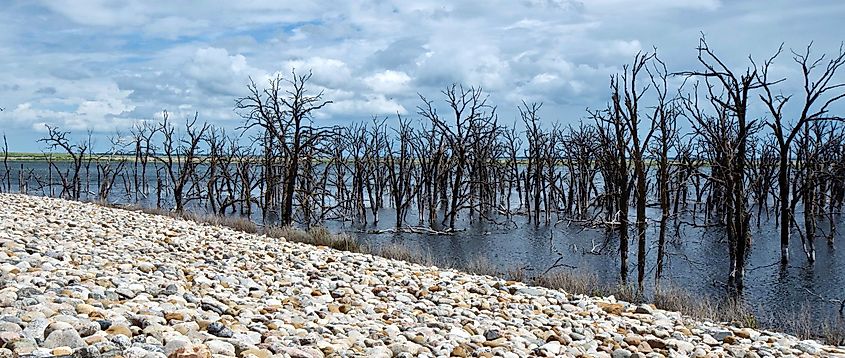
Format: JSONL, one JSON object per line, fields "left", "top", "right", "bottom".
{"left": 1, "top": 0, "right": 844, "bottom": 151}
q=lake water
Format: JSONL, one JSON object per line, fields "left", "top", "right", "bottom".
{"left": 3, "top": 160, "right": 843, "bottom": 331}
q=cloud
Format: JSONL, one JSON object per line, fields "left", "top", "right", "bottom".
{"left": 363, "top": 70, "right": 412, "bottom": 94}
{"left": 0, "top": 0, "right": 843, "bottom": 151}
{"left": 281, "top": 57, "right": 352, "bottom": 88}
{"left": 327, "top": 95, "right": 407, "bottom": 117}
{"left": 185, "top": 47, "right": 263, "bottom": 97}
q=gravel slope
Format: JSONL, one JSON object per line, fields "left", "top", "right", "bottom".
{"left": 0, "top": 193, "right": 842, "bottom": 358}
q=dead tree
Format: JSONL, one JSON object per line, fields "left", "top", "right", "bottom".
{"left": 647, "top": 54, "right": 681, "bottom": 281}
{"left": 593, "top": 98, "right": 631, "bottom": 284}
{"left": 95, "top": 133, "right": 129, "bottom": 202}
{"left": 418, "top": 84, "right": 497, "bottom": 229}
{"left": 521, "top": 101, "right": 548, "bottom": 225}
{"left": 129, "top": 121, "right": 157, "bottom": 202}
{"left": 615, "top": 51, "right": 658, "bottom": 289}
{"left": 39, "top": 125, "right": 88, "bottom": 201}
{"left": 386, "top": 114, "right": 417, "bottom": 227}
{"left": 153, "top": 111, "right": 210, "bottom": 213}
{"left": 236, "top": 70, "right": 332, "bottom": 226}
{"left": 679, "top": 36, "right": 771, "bottom": 288}
{"left": 757, "top": 42, "right": 845, "bottom": 264}
{"left": 1, "top": 134, "right": 9, "bottom": 192}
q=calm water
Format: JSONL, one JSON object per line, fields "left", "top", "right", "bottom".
{"left": 4, "top": 160, "right": 844, "bottom": 328}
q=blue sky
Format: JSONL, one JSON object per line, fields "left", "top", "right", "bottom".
{"left": 1, "top": 0, "right": 844, "bottom": 151}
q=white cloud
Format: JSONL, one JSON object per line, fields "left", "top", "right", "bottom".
{"left": 0, "top": 0, "right": 843, "bottom": 151}
{"left": 185, "top": 47, "right": 263, "bottom": 96}
{"left": 281, "top": 57, "right": 352, "bottom": 88}
{"left": 327, "top": 95, "right": 407, "bottom": 116}
{"left": 12, "top": 82, "right": 138, "bottom": 132}
{"left": 363, "top": 70, "right": 412, "bottom": 94}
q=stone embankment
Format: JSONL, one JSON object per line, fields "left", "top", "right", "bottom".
{"left": 0, "top": 194, "right": 842, "bottom": 357}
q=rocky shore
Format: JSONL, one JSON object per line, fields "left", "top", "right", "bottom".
{"left": 0, "top": 194, "right": 842, "bottom": 357}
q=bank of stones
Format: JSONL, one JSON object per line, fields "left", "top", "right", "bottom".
{"left": 0, "top": 194, "right": 842, "bottom": 357}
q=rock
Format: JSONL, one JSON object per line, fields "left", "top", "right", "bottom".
{"left": 597, "top": 302, "right": 624, "bottom": 315}
{"left": 105, "top": 324, "right": 132, "bottom": 337}
{"left": 163, "top": 284, "right": 179, "bottom": 296}
{"left": 240, "top": 348, "right": 271, "bottom": 358}
{"left": 669, "top": 338, "right": 695, "bottom": 353}
{"left": 168, "top": 344, "right": 211, "bottom": 358}
{"left": 633, "top": 304, "right": 653, "bottom": 315}
{"left": 206, "top": 322, "right": 233, "bottom": 338}
{"left": 51, "top": 346, "right": 74, "bottom": 356}
{"left": 736, "top": 328, "right": 760, "bottom": 340}
{"left": 794, "top": 340, "right": 821, "bottom": 355}
{"left": 6, "top": 338, "right": 38, "bottom": 355}
{"left": 273, "top": 346, "right": 321, "bottom": 358}
{"left": 646, "top": 338, "right": 666, "bottom": 349}
{"left": 515, "top": 287, "right": 543, "bottom": 296}
{"left": 205, "top": 340, "right": 235, "bottom": 356}
{"left": 483, "top": 329, "right": 501, "bottom": 341}
{"left": 124, "top": 347, "right": 153, "bottom": 358}
{"left": 137, "top": 262, "right": 156, "bottom": 273}
{"left": 0, "top": 292, "right": 15, "bottom": 307}
{"left": 710, "top": 329, "right": 732, "bottom": 341}
{"left": 73, "top": 346, "right": 100, "bottom": 358}
{"left": 43, "top": 329, "right": 85, "bottom": 349}
{"left": 612, "top": 348, "right": 632, "bottom": 358}
{"left": 22, "top": 318, "right": 48, "bottom": 341}
{"left": 164, "top": 338, "right": 192, "bottom": 356}
{"left": 0, "top": 332, "right": 19, "bottom": 345}
{"left": 540, "top": 341, "right": 562, "bottom": 355}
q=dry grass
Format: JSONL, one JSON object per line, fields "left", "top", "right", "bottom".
{"left": 535, "top": 270, "right": 605, "bottom": 297}
{"left": 762, "top": 305, "right": 845, "bottom": 345}
{"left": 462, "top": 256, "right": 499, "bottom": 277}
{"left": 265, "top": 225, "right": 361, "bottom": 252}
{"left": 652, "top": 284, "right": 757, "bottom": 328}
{"left": 370, "top": 243, "right": 438, "bottom": 267}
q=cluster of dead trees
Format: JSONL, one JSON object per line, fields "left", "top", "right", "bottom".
{"left": 2, "top": 37, "right": 844, "bottom": 291}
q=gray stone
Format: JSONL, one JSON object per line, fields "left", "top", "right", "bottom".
{"left": 22, "top": 318, "right": 49, "bottom": 342}
{"left": 206, "top": 322, "right": 232, "bottom": 338}
{"left": 43, "top": 329, "right": 86, "bottom": 349}
{"left": 483, "top": 329, "right": 501, "bottom": 341}
{"left": 612, "top": 348, "right": 632, "bottom": 358}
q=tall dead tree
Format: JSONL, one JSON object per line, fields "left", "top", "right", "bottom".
{"left": 615, "top": 51, "right": 658, "bottom": 289}
{"left": 418, "top": 84, "right": 497, "bottom": 229}
{"left": 680, "top": 36, "right": 772, "bottom": 288}
{"left": 386, "top": 114, "right": 417, "bottom": 228}
{"left": 647, "top": 54, "right": 680, "bottom": 281}
{"left": 153, "top": 111, "right": 209, "bottom": 213}
{"left": 1, "top": 134, "right": 9, "bottom": 193}
{"left": 593, "top": 96, "right": 631, "bottom": 284}
{"left": 236, "top": 71, "right": 332, "bottom": 226}
{"left": 758, "top": 42, "right": 845, "bottom": 264}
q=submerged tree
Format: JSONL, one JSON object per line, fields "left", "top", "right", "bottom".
{"left": 236, "top": 70, "right": 332, "bottom": 226}
{"left": 758, "top": 42, "right": 845, "bottom": 264}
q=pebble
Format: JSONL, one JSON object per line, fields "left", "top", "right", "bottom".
{"left": 0, "top": 193, "right": 840, "bottom": 358}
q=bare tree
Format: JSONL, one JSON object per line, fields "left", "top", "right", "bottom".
{"left": 236, "top": 70, "right": 332, "bottom": 226}
{"left": 418, "top": 84, "right": 497, "bottom": 229}
{"left": 757, "top": 42, "right": 845, "bottom": 264}
{"left": 39, "top": 125, "right": 88, "bottom": 201}
{"left": 679, "top": 36, "right": 775, "bottom": 288}
{"left": 153, "top": 111, "right": 210, "bottom": 213}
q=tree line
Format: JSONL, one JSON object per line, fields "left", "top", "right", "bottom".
{"left": 2, "top": 36, "right": 844, "bottom": 291}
